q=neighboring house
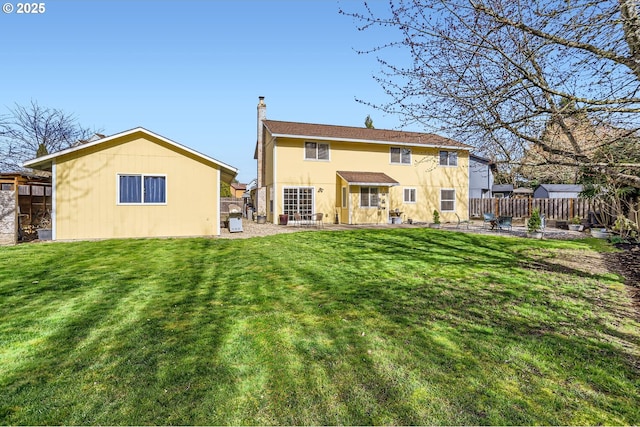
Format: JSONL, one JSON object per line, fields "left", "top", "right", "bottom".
{"left": 230, "top": 182, "right": 247, "bottom": 198}
{"left": 253, "top": 97, "right": 472, "bottom": 225}
{"left": 492, "top": 184, "right": 513, "bottom": 198}
{"left": 469, "top": 154, "right": 494, "bottom": 198}
{"left": 491, "top": 184, "right": 533, "bottom": 198}
{"left": 534, "top": 184, "right": 583, "bottom": 199}
{"left": 23, "top": 127, "right": 237, "bottom": 240}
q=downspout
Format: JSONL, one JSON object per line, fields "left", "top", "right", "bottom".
{"left": 216, "top": 168, "right": 221, "bottom": 236}
{"left": 273, "top": 138, "right": 277, "bottom": 222}
{"left": 51, "top": 160, "right": 57, "bottom": 240}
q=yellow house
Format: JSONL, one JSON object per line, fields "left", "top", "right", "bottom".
{"left": 230, "top": 182, "right": 247, "bottom": 198}
{"left": 23, "top": 127, "right": 237, "bottom": 240}
{"left": 254, "top": 97, "right": 471, "bottom": 225}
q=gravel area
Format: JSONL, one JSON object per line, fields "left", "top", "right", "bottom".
{"left": 218, "top": 218, "right": 589, "bottom": 240}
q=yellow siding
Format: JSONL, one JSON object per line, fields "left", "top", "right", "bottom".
{"left": 54, "top": 133, "right": 221, "bottom": 240}
{"left": 266, "top": 136, "right": 469, "bottom": 224}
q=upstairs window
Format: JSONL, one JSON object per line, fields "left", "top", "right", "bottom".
{"left": 119, "top": 174, "right": 166, "bottom": 204}
{"left": 439, "top": 151, "right": 458, "bottom": 166}
{"left": 390, "top": 147, "right": 411, "bottom": 164}
{"left": 305, "top": 142, "right": 329, "bottom": 160}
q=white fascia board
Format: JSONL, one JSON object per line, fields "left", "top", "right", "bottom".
{"left": 347, "top": 182, "right": 399, "bottom": 187}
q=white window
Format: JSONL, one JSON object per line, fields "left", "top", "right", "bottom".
{"left": 439, "top": 151, "right": 458, "bottom": 166}
{"left": 441, "top": 189, "right": 455, "bottom": 212}
{"left": 305, "top": 142, "right": 329, "bottom": 160}
{"left": 360, "top": 187, "right": 379, "bottom": 208}
{"left": 118, "top": 174, "right": 166, "bottom": 204}
{"left": 404, "top": 188, "right": 416, "bottom": 203}
{"left": 342, "top": 186, "right": 347, "bottom": 208}
{"left": 390, "top": 147, "right": 411, "bottom": 164}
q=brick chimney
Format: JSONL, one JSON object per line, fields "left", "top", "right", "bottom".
{"left": 255, "top": 96, "right": 267, "bottom": 216}
{"left": 256, "top": 96, "right": 266, "bottom": 188}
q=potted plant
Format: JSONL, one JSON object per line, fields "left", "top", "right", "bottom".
{"left": 527, "top": 208, "right": 543, "bottom": 239}
{"left": 256, "top": 211, "right": 267, "bottom": 224}
{"left": 568, "top": 216, "right": 583, "bottom": 232}
{"left": 430, "top": 210, "right": 441, "bottom": 228}
{"left": 590, "top": 227, "right": 610, "bottom": 239}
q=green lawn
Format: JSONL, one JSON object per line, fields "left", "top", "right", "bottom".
{"left": 0, "top": 228, "right": 638, "bottom": 425}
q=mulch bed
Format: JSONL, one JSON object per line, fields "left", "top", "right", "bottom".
{"left": 606, "top": 243, "right": 640, "bottom": 315}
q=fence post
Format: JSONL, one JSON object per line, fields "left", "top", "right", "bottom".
{"left": 569, "top": 198, "right": 574, "bottom": 220}
{"left": 494, "top": 198, "right": 499, "bottom": 216}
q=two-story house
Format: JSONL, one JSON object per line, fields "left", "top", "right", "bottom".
{"left": 469, "top": 154, "right": 494, "bottom": 199}
{"left": 254, "top": 97, "right": 472, "bottom": 225}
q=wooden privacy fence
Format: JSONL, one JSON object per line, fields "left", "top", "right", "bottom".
{"left": 469, "top": 198, "right": 595, "bottom": 221}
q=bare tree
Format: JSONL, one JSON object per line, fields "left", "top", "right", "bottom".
{"left": 0, "top": 101, "right": 96, "bottom": 172}
{"left": 341, "top": 0, "right": 640, "bottom": 188}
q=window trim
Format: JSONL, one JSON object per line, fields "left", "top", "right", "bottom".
{"left": 390, "top": 147, "right": 412, "bottom": 165}
{"left": 304, "top": 141, "right": 330, "bottom": 161}
{"left": 341, "top": 186, "right": 347, "bottom": 208}
{"left": 440, "top": 188, "right": 456, "bottom": 212}
{"left": 403, "top": 187, "right": 417, "bottom": 204}
{"left": 439, "top": 150, "right": 458, "bottom": 167}
{"left": 360, "top": 187, "right": 379, "bottom": 208}
{"left": 117, "top": 173, "right": 167, "bottom": 205}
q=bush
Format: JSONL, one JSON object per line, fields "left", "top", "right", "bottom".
{"left": 433, "top": 210, "right": 440, "bottom": 224}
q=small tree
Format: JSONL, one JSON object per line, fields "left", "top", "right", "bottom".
{"left": 220, "top": 181, "right": 232, "bottom": 197}
{"left": 432, "top": 209, "right": 440, "bottom": 224}
{"left": 528, "top": 208, "right": 542, "bottom": 233}
{"left": 364, "top": 115, "right": 375, "bottom": 129}
{"left": 35, "top": 143, "right": 48, "bottom": 158}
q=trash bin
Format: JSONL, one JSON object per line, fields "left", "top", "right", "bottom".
{"left": 227, "top": 212, "right": 243, "bottom": 233}
{"left": 391, "top": 216, "right": 402, "bottom": 224}
{"left": 278, "top": 214, "right": 289, "bottom": 225}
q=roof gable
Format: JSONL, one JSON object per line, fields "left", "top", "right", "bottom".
{"left": 23, "top": 127, "right": 237, "bottom": 177}
{"left": 263, "top": 120, "right": 471, "bottom": 150}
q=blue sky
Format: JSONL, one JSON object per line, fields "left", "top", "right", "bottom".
{"left": 1, "top": 0, "right": 415, "bottom": 182}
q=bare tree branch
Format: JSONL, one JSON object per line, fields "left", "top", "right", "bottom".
{"left": 341, "top": 0, "right": 640, "bottom": 188}
{"left": 0, "top": 101, "right": 98, "bottom": 172}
